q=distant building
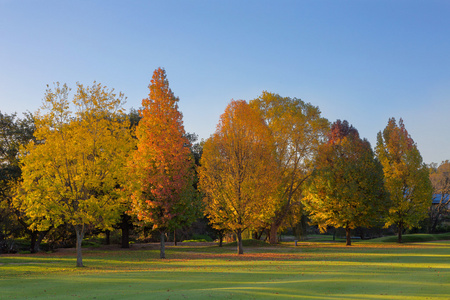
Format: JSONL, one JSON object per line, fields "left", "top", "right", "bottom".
{"left": 432, "top": 194, "right": 450, "bottom": 209}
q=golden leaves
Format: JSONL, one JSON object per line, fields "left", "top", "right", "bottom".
{"left": 199, "top": 100, "right": 279, "bottom": 232}
{"left": 17, "top": 82, "right": 132, "bottom": 231}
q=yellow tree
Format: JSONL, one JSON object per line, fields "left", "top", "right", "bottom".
{"left": 304, "top": 120, "right": 388, "bottom": 245}
{"left": 128, "top": 68, "right": 195, "bottom": 259}
{"left": 199, "top": 100, "right": 279, "bottom": 254}
{"left": 16, "top": 82, "right": 133, "bottom": 267}
{"left": 376, "top": 118, "right": 432, "bottom": 243}
{"left": 249, "top": 92, "right": 329, "bottom": 243}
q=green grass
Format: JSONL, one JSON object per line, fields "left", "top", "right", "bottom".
{"left": 367, "top": 232, "right": 450, "bottom": 243}
{"left": 0, "top": 239, "right": 449, "bottom": 299}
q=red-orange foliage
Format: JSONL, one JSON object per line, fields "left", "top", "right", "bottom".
{"left": 128, "top": 68, "right": 194, "bottom": 254}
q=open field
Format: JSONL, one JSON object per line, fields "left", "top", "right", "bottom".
{"left": 1, "top": 240, "right": 449, "bottom": 299}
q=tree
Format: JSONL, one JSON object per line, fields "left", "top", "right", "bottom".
{"left": 128, "top": 68, "right": 196, "bottom": 259}
{"left": 0, "top": 111, "right": 38, "bottom": 252}
{"left": 376, "top": 118, "right": 432, "bottom": 243}
{"left": 249, "top": 92, "right": 329, "bottom": 244}
{"left": 116, "top": 108, "right": 142, "bottom": 249}
{"left": 199, "top": 100, "right": 279, "bottom": 254}
{"left": 428, "top": 161, "right": 450, "bottom": 233}
{"left": 16, "top": 82, "right": 133, "bottom": 266}
{"left": 304, "top": 120, "right": 388, "bottom": 245}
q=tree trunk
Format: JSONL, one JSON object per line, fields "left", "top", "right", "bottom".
{"left": 430, "top": 214, "right": 440, "bottom": 234}
{"left": 256, "top": 230, "right": 264, "bottom": 240}
{"left": 160, "top": 230, "right": 166, "bottom": 259}
{"left": 30, "top": 231, "right": 37, "bottom": 253}
{"left": 105, "top": 230, "right": 110, "bottom": 245}
{"left": 174, "top": 230, "right": 177, "bottom": 246}
{"left": 294, "top": 216, "right": 308, "bottom": 241}
{"left": 398, "top": 222, "right": 403, "bottom": 243}
{"left": 236, "top": 229, "right": 244, "bottom": 254}
{"left": 218, "top": 231, "right": 223, "bottom": 247}
{"left": 300, "top": 214, "right": 308, "bottom": 240}
{"left": 121, "top": 214, "right": 130, "bottom": 248}
{"left": 269, "top": 223, "right": 279, "bottom": 244}
{"left": 31, "top": 231, "right": 48, "bottom": 253}
{"left": 345, "top": 227, "right": 351, "bottom": 246}
{"left": 74, "top": 224, "right": 85, "bottom": 267}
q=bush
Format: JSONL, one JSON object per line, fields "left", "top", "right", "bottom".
{"left": 191, "top": 234, "right": 213, "bottom": 242}
{"left": 224, "top": 239, "right": 270, "bottom": 247}
{"left": 81, "top": 240, "right": 102, "bottom": 248}
{"left": 182, "top": 239, "right": 210, "bottom": 243}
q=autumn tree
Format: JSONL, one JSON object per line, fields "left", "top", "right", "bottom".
{"left": 304, "top": 120, "right": 388, "bottom": 246}
{"left": 16, "top": 82, "right": 133, "bottom": 266}
{"left": 428, "top": 161, "right": 450, "bottom": 233}
{"left": 199, "top": 100, "right": 279, "bottom": 254}
{"left": 114, "top": 109, "right": 142, "bottom": 249}
{"left": 128, "top": 68, "right": 196, "bottom": 259}
{"left": 249, "top": 92, "right": 329, "bottom": 244}
{"left": 376, "top": 118, "right": 432, "bottom": 243}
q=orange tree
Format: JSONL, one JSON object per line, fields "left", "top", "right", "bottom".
{"left": 304, "top": 120, "right": 388, "bottom": 246}
{"left": 127, "top": 68, "right": 196, "bottom": 259}
{"left": 16, "top": 82, "right": 133, "bottom": 267}
{"left": 249, "top": 92, "right": 329, "bottom": 243}
{"left": 376, "top": 118, "right": 432, "bottom": 242}
{"left": 199, "top": 100, "right": 279, "bottom": 254}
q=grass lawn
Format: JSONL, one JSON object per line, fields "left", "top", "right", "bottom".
{"left": 0, "top": 239, "right": 449, "bottom": 299}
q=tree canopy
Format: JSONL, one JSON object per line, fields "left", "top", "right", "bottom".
{"left": 0, "top": 111, "right": 35, "bottom": 251}
{"left": 127, "top": 68, "right": 196, "bottom": 259}
{"left": 16, "top": 82, "right": 133, "bottom": 266}
{"left": 376, "top": 118, "right": 432, "bottom": 243}
{"left": 249, "top": 92, "right": 329, "bottom": 243}
{"left": 304, "top": 120, "right": 388, "bottom": 245}
{"left": 199, "top": 100, "right": 279, "bottom": 254}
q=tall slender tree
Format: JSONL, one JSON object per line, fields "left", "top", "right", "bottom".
{"left": 199, "top": 100, "right": 279, "bottom": 254}
{"left": 128, "top": 68, "right": 195, "bottom": 259}
{"left": 376, "top": 118, "right": 432, "bottom": 243}
{"left": 304, "top": 120, "right": 388, "bottom": 245}
{"left": 16, "top": 82, "right": 133, "bottom": 266}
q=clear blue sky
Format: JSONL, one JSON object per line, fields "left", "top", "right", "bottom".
{"left": 1, "top": 0, "right": 449, "bottom": 164}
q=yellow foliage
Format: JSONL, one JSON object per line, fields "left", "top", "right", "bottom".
{"left": 14, "top": 82, "right": 133, "bottom": 232}
{"left": 199, "top": 100, "right": 279, "bottom": 233}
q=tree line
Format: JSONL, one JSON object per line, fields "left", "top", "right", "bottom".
{"left": 1, "top": 68, "right": 448, "bottom": 266}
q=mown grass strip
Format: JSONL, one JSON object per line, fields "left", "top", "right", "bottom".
{"left": 0, "top": 240, "right": 449, "bottom": 299}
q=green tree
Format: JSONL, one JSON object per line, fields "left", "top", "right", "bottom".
{"left": 304, "top": 120, "right": 388, "bottom": 246}
{"left": 199, "top": 100, "right": 279, "bottom": 254}
{"left": 16, "top": 82, "right": 133, "bottom": 266}
{"left": 127, "top": 68, "right": 196, "bottom": 259}
{"left": 0, "top": 111, "right": 37, "bottom": 252}
{"left": 376, "top": 118, "right": 432, "bottom": 243}
{"left": 250, "top": 92, "right": 329, "bottom": 244}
